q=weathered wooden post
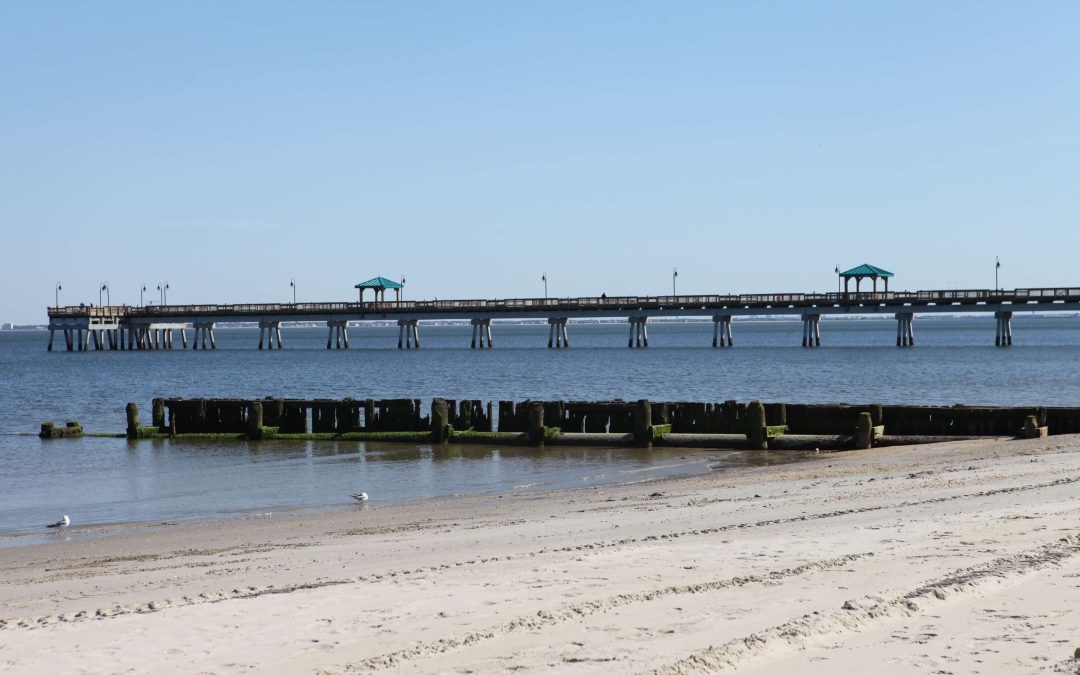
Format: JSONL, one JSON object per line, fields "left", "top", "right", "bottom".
{"left": 854, "top": 412, "right": 873, "bottom": 450}
{"left": 194, "top": 398, "right": 207, "bottom": 433}
{"left": 152, "top": 398, "right": 165, "bottom": 430}
{"left": 431, "top": 398, "right": 450, "bottom": 442}
{"left": 746, "top": 400, "right": 767, "bottom": 449}
{"left": 634, "top": 399, "right": 653, "bottom": 446}
{"left": 1023, "top": 415, "right": 1048, "bottom": 439}
{"left": 126, "top": 402, "right": 140, "bottom": 439}
{"left": 869, "top": 404, "right": 884, "bottom": 428}
{"left": 247, "top": 401, "right": 263, "bottom": 440}
{"left": 528, "top": 401, "right": 545, "bottom": 444}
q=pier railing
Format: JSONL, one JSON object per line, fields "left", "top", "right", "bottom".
{"left": 47, "top": 287, "right": 1080, "bottom": 320}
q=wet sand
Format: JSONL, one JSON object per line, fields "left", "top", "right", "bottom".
{"left": 2, "top": 436, "right": 1079, "bottom": 673}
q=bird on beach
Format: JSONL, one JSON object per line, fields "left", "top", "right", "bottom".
{"left": 351, "top": 493, "right": 369, "bottom": 502}
{"left": 47, "top": 515, "right": 70, "bottom": 529}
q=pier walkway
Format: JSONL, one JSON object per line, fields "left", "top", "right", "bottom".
{"left": 45, "top": 286, "right": 1080, "bottom": 351}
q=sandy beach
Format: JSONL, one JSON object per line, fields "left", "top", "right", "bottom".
{"left": 2, "top": 436, "right": 1080, "bottom": 674}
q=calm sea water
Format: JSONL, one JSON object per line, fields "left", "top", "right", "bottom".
{"left": 2, "top": 316, "right": 1078, "bottom": 535}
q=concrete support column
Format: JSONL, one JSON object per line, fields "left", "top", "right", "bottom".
{"left": 324, "top": 321, "right": 348, "bottom": 349}
{"left": 259, "top": 321, "right": 283, "bottom": 350}
{"left": 546, "top": 318, "right": 568, "bottom": 348}
{"left": 193, "top": 322, "right": 215, "bottom": 350}
{"left": 399, "top": 320, "right": 420, "bottom": 349}
{"left": 47, "top": 329, "right": 55, "bottom": 351}
{"left": 628, "top": 316, "right": 649, "bottom": 348}
{"left": 712, "top": 315, "right": 733, "bottom": 347}
{"left": 180, "top": 328, "right": 188, "bottom": 349}
{"left": 65, "top": 329, "right": 73, "bottom": 351}
{"left": 995, "top": 311, "right": 1013, "bottom": 347}
{"left": 895, "top": 312, "right": 915, "bottom": 347}
{"left": 469, "top": 319, "right": 491, "bottom": 349}
{"left": 801, "top": 314, "right": 821, "bottom": 348}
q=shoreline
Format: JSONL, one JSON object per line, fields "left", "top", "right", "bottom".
{"left": 3, "top": 436, "right": 1080, "bottom": 672}
{"left": 0, "top": 446, "right": 743, "bottom": 542}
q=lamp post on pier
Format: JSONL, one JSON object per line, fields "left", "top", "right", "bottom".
{"left": 99, "top": 282, "right": 109, "bottom": 307}
{"left": 995, "top": 257, "right": 1000, "bottom": 291}
{"left": 141, "top": 284, "right": 147, "bottom": 306}
{"left": 835, "top": 265, "right": 840, "bottom": 298}
{"left": 672, "top": 268, "right": 678, "bottom": 298}
{"left": 400, "top": 277, "right": 406, "bottom": 302}
{"left": 55, "top": 283, "right": 62, "bottom": 308}
{"left": 290, "top": 279, "right": 296, "bottom": 304}
{"left": 157, "top": 282, "right": 169, "bottom": 305}
{"left": 542, "top": 273, "right": 548, "bottom": 300}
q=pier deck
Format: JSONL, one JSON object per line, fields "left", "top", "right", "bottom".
{"left": 45, "top": 286, "right": 1080, "bottom": 351}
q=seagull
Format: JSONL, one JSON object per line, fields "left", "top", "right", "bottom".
{"left": 47, "top": 515, "right": 70, "bottom": 529}
{"left": 351, "top": 493, "right": 369, "bottom": 502}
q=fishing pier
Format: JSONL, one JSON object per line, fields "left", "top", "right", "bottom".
{"left": 45, "top": 271, "right": 1080, "bottom": 352}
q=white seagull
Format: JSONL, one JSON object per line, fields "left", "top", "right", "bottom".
{"left": 47, "top": 515, "right": 70, "bottom": 529}
{"left": 351, "top": 493, "right": 369, "bottom": 502}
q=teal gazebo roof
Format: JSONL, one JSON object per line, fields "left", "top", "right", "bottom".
{"left": 839, "top": 264, "right": 894, "bottom": 278}
{"left": 354, "top": 276, "right": 403, "bottom": 290}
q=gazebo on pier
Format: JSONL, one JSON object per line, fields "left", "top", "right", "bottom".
{"left": 355, "top": 276, "right": 403, "bottom": 303}
{"left": 840, "top": 264, "right": 894, "bottom": 297}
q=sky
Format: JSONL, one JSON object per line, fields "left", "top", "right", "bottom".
{"left": 1, "top": 1, "right": 1078, "bottom": 324}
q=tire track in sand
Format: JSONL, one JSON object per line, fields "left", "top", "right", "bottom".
{"left": 326, "top": 553, "right": 873, "bottom": 674}
{"left": 651, "top": 534, "right": 1080, "bottom": 674}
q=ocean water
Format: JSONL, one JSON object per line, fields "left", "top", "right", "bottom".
{"left": 1, "top": 316, "right": 1078, "bottom": 535}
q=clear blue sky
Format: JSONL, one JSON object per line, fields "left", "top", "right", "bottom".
{"left": 2, "top": 1, "right": 1078, "bottom": 323}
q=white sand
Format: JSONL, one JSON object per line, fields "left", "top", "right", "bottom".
{"left": 2, "top": 436, "right": 1080, "bottom": 674}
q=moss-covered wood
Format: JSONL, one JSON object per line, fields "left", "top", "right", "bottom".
{"left": 39, "top": 421, "right": 83, "bottom": 439}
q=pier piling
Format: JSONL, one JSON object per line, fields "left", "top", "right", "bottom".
{"left": 634, "top": 399, "right": 653, "bottom": 446}
{"left": 746, "top": 400, "right": 767, "bottom": 449}
{"left": 247, "top": 402, "right": 263, "bottom": 439}
{"left": 125, "top": 403, "right": 139, "bottom": 439}
{"left": 528, "top": 401, "right": 545, "bottom": 444}
{"left": 854, "top": 412, "right": 873, "bottom": 449}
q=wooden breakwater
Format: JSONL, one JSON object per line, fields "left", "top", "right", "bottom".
{"left": 94, "top": 397, "right": 1080, "bottom": 450}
